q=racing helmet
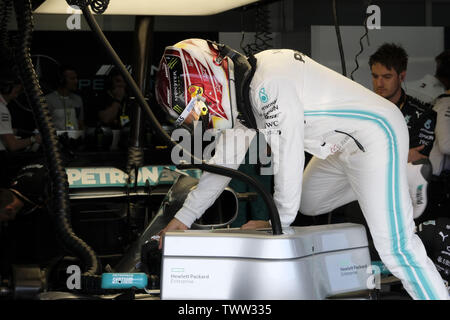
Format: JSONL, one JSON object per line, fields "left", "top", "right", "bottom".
{"left": 155, "top": 39, "right": 238, "bottom": 132}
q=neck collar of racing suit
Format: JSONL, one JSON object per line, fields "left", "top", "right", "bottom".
{"left": 210, "top": 40, "right": 258, "bottom": 130}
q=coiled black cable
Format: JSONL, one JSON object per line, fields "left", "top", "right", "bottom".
{"left": 13, "top": 0, "right": 101, "bottom": 277}
{"left": 350, "top": 1, "right": 372, "bottom": 81}
{"left": 79, "top": 4, "right": 283, "bottom": 235}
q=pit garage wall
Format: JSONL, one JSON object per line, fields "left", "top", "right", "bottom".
{"left": 310, "top": 26, "right": 445, "bottom": 90}
{"left": 220, "top": 26, "right": 444, "bottom": 91}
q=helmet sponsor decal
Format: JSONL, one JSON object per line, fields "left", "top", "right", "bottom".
{"left": 188, "top": 85, "right": 204, "bottom": 98}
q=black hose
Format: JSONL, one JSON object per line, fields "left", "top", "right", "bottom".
{"left": 332, "top": 0, "right": 347, "bottom": 77}
{"left": 177, "top": 162, "right": 281, "bottom": 233}
{"left": 13, "top": 0, "right": 100, "bottom": 276}
{"left": 79, "top": 5, "right": 283, "bottom": 235}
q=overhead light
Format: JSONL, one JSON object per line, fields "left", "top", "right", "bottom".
{"left": 34, "top": 0, "right": 260, "bottom": 16}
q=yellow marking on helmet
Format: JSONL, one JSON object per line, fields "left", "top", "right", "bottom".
{"left": 188, "top": 85, "right": 203, "bottom": 98}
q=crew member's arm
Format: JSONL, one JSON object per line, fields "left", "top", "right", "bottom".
{"left": 0, "top": 133, "right": 41, "bottom": 152}
{"left": 98, "top": 88, "right": 126, "bottom": 126}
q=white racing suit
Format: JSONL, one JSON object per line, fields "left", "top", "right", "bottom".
{"left": 174, "top": 50, "right": 449, "bottom": 300}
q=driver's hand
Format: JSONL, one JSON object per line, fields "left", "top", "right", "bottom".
{"left": 157, "top": 218, "right": 188, "bottom": 249}
{"left": 240, "top": 220, "right": 271, "bottom": 230}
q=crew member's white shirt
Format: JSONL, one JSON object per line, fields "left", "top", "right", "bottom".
{"left": 406, "top": 74, "right": 446, "bottom": 105}
{"left": 45, "top": 91, "right": 84, "bottom": 130}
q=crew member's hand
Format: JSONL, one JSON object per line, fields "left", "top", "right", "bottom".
{"left": 241, "top": 220, "right": 271, "bottom": 230}
{"left": 157, "top": 218, "right": 188, "bottom": 249}
{"left": 408, "top": 145, "right": 427, "bottom": 163}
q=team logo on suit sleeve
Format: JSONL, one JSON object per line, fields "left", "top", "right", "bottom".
{"left": 259, "top": 87, "right": 269, "bottom": 103}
